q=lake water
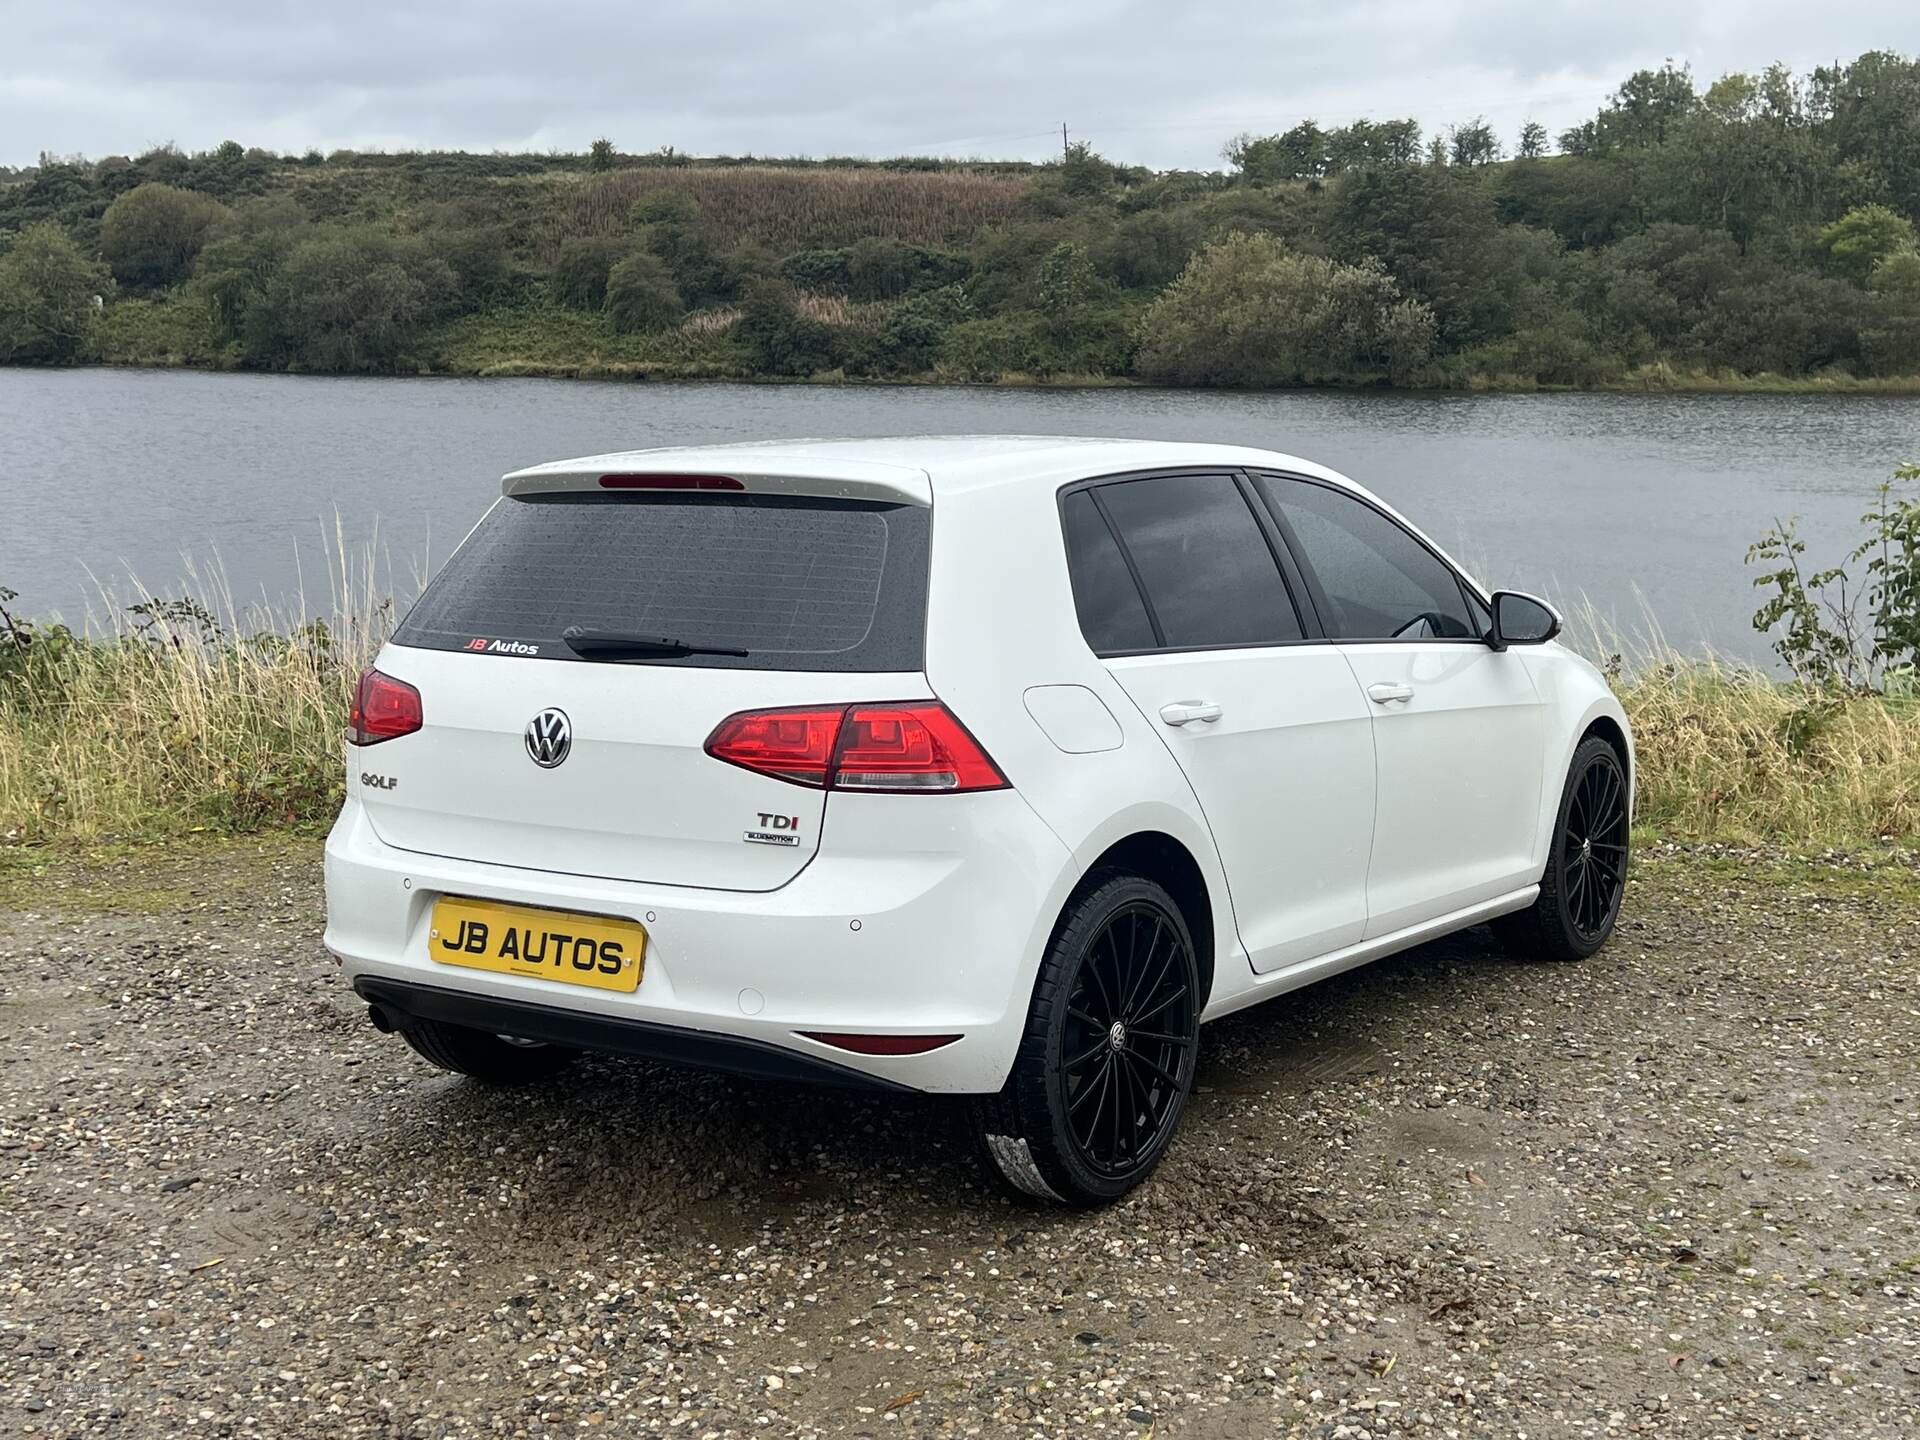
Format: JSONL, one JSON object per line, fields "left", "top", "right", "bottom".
{"left": 3, "top": 368, "right": 1916, "bottom": 663}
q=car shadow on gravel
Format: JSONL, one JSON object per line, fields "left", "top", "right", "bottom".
{"left": 346, "top": 922, "right": 1533, "bottom": 1245}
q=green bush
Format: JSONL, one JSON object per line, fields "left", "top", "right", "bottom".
{"left": 1134, "top": 232, "right": 1436, "bottom": 386}
{"left": 552, "top": 234, "right": 630, "bottom": 309}
{"left": 0, "top": 221, "right": 106, "bottom": 363}
{"left": 604, "top": 251, "right": 683, "bottom": 333}
{"left": 1862, "top": 250, "right": 1920, "bottom": 375}
{"left": 780, "top": 248, "right": 850, "bottom": 290}
{"left": 1819, "top": 204, "right": 1917, "bottom": 285}
{"left": 732, "top": 280, "right": 840, "bottom": 375}
{"left": 248, "top": 228, "right": 458, "bottom": 371}
{"left": 99, "top": 183, "right": 230, "bottom": 290}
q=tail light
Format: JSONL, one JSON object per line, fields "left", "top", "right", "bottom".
{"left": 704, "top": 702, "right": 1006, "bottom": 793}
{"left": 348, "top": 667, "right": 422, "bottom": 745}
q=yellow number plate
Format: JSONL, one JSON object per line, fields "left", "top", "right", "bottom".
{"left": 428, "top": 896, "right": 645, "bottom": 993}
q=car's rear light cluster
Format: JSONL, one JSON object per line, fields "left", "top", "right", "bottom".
{"left": 347, "top": 666, "right": 422, "bottom": 745}
{"left": 704, "top": 702, "right": 1007, "bottom": 793}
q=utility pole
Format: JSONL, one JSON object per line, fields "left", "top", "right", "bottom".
{"left": 1061, "top": 123, "right": 1069, "bottom": 162}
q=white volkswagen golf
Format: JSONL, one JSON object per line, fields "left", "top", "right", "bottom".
{"left": 325, "top": 437, "right": 1631, "bottom": 1205}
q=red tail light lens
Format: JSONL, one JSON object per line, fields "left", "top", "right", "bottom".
{"left": 834, "top": 704, "right": 1006, "bottom": 791}
{"left": 348, "top": 667, "right": 422, "bottom": 745}
{"left": 703, "top": 707, "right": 844, "bottom": 786}
{"left": 703, "top": 702, "right": 1007, "bottom": 793}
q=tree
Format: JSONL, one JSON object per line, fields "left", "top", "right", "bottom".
{"left": 248, "top": 228, "right": 457, "bottom": 371}
{"left": 1226, "top": 123, "right": 1327, "bottom": 182}
{"left": 732, "top": 279, "right": 840, "bottom": 375}
{"left": 1035, "top": 241, "right": 1094, "bottom": 314}
{"left": 0, "top": 221, "right": 107, "bottom": 363}
{"left": 1819, "top": 204, "right": 1918, "bottom": 285}
{"left": 1448, "top": 118, "right": 1501, "bottom": 167}
{"left": 1810, "top": 51, "right": 1920, "bottom": 222}
{"left": 1517, "top": 121, "right": 1548, "bottom": 158}
{"left": 1861, "top": 248, "right": 1920, "bottom": 374}
{"left": 1061, "top": 141, "right": 1115, "bottom": 196}
{"left": 588, "top": 138, "right": 616, "bottom": 173}
{"left": 604, "top": 250, "right": 682, "bottom": 333}
{"left": 99, "top": 182, "right": 229, "bottom": 289}
{"left": 1134, "top": 231, "right": 1435, "bottom": 386}
{"left": 1325, "top": 119, "right": 1421, "bottom": 170}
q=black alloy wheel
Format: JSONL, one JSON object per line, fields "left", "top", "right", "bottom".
{"left": 1496, "top": 735, "right": 1631, "bottom": 962}
{"left": 1563, "top": 744, "right": 1630, "bottom": 942}
{"left": 979, "top": 873, "right": 1201, "bottom": 1207}
{"left": 1059, "top": 900, "right": 1196, "bottom": 1176}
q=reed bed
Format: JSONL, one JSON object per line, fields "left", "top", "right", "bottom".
{"left": 554, "top": 165, "right": 1029, "bottom": 253}
{"left": 3, "top": 573, "right": 1916, "bottom": 849}
{"left": 0, "top": 539, "right": 409, "bottom": 842}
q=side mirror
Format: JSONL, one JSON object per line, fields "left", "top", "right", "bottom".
{"left": 1488, "top": 590, "right": 1561, "bottom": 651}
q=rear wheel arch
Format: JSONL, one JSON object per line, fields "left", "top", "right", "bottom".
{"left": 1063, "top": 831, "right": 1215, "bottom": 1007}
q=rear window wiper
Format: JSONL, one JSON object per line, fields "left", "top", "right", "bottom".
{"left": 561, "top": 625, "right": 750, "bottom": 660}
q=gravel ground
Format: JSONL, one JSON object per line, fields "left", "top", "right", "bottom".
{"left": 1, "top": 839, "right": 1916, "bottom": 1439}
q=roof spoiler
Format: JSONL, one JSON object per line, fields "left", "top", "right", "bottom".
{"left": 501, "top": 456, "right": 932, "bottom": 506}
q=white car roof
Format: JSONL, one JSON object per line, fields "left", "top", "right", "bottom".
{"left": 501, "top": 435, "right": 1363, "bottom": 502}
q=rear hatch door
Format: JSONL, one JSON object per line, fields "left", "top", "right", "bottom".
{"left": 357, "top": 485, "right": 930, "bottom": 891}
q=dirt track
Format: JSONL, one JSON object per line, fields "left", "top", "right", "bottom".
{"left": 2, "top": 840, "right": 1917, "bottom": 1437}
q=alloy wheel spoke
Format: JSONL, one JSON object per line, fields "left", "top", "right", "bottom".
{"left": 1126, "top": 1028, "right": 1193, "bottom": 1048}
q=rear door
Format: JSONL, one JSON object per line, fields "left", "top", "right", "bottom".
{"left": 1063, "top": 474, "right": 1377, "bottom": 975}
{"left": 359, "top": 490, "right": 930, "bottom": 891}
{"left": 1255, "top": 473, "right": 1547, "bottom": 935}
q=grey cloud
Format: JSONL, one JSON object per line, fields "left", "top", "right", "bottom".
{"left": 3, "top": 0, "right": 1914, "bottom": 168}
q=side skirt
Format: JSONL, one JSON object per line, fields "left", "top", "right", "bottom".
{"left": 1198, "top": 885, "right": 1539, "bottom": 1024}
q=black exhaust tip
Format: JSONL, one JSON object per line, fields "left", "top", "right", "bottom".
{"left": 366, "top": 1002, "right": 399, "bottom": 1034}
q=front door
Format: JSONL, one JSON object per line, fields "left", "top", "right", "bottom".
{"left": 1061, "top": 475, "right": 1377, "bottom": 975}
{"left": 1256, "top": 474, "right": 1548, "bottom": 936}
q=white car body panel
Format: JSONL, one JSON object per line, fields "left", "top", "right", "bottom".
{"left": 324, "top": 436, "right": 1631, "bottom": 1093}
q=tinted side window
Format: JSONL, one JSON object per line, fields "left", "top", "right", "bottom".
{"left": 1260, "top": 478, "right": 1476, "bottom": 640}
{"left": 1097, "top": 474, "right": 1303, "bottom": 648}
{"left": 1060, "top": 491, "right": 1157, "bottom": 653}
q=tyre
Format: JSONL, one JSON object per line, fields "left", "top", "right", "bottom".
{"left": 978, "top": 873, "right": 1200, "bottom": 1207}
{"left": 1496, "top": 735, "right": 1630, "bottom": 961}
{"left": 399, "top": 1017, "right": 580, "bottom": 1085}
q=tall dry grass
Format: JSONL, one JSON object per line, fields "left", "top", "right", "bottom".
{"left": 553, "top": 165, "right": 1029, "bottom": 253}
{"left": 3, "top": 568, "right": 1916, "bottom": 848}
{"left": 1616, "top": 659, "right": 1918, "bottom": 844}
{"left": 0, "top": 538, "right": 408, "bottom": 842}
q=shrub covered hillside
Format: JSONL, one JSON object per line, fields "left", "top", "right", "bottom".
{"left": 4, "top": 51, "right": 1920, "bottom": 390}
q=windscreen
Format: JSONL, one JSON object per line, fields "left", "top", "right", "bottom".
{"left": 393, "top": 492, "right": 929, "bottom": 671}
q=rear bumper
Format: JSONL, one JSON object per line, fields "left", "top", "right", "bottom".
{"left": 323, "top": 790, "right": 1076, "bottom": 1094}
{"left": 355, "top": 977, "right": 915, "bottom": 1091}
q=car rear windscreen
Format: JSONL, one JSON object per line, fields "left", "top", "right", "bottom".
{"left": 392, "top": 492, "right": 929, "bottom": 671}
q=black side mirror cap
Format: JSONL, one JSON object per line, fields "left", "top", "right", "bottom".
{"left": 1488, "top": 590, "right": 1561, "bottom": 651}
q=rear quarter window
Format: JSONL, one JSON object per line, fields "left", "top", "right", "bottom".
{"left": 393, "top": 492, "right": 929, "bottom": 672}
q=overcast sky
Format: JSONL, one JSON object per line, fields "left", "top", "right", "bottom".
{"left": 4, "top": 2, "right": 1915, "bottom": 170}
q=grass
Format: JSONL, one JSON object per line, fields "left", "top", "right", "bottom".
{"left": 3, "top": 574, "right": 1917, "bottom": 854}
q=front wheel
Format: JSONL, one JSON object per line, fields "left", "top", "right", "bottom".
{"left": 1497, "top": 735, "right": 1630, "bottom": 961}
{"left": 978, "top": 873, "right": 1200, "bottom": 1207}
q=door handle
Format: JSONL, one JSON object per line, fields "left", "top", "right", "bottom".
{"left": 1158, "top": 700, "right": 1222, "bottom": 726}
{"left": 1367, "top": 682, "right": 1415, "bottom": 705}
